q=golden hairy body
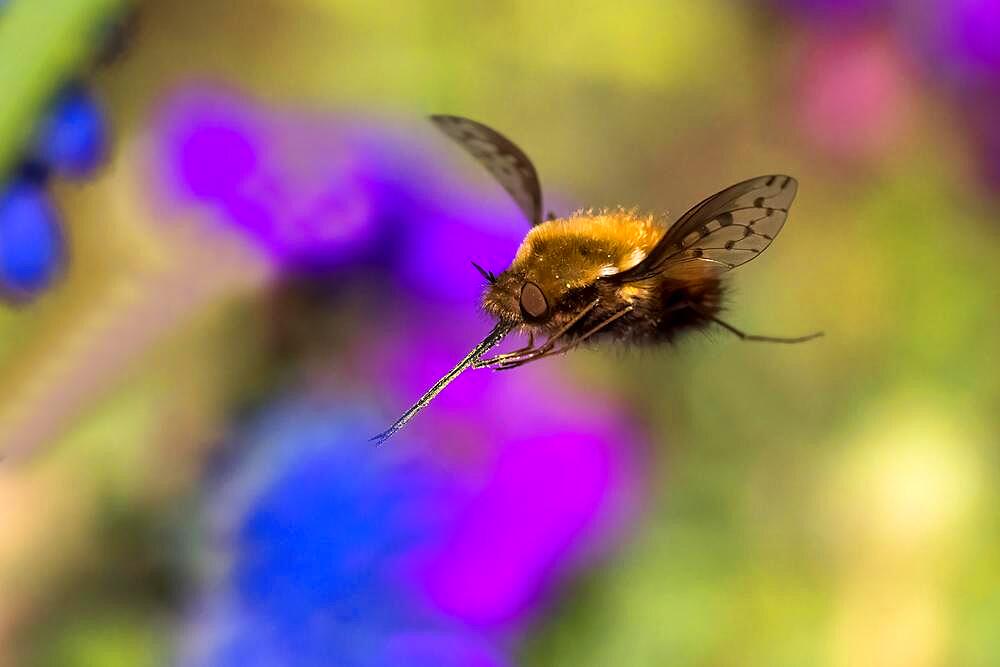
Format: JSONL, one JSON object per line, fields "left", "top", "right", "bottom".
{"left": 483, "top": 209, "right": 662, "bottom": 326}
{"left": 483, "top": 208, "right": 726, "bottom": 345}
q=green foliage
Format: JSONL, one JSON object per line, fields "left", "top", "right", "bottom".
{"left": 0, "top": 0, "right": 126, "bottom": 177}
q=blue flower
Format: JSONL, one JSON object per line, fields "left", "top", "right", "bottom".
{"left": 32, "top": 85, "right": 107, "bottom": 178}
{"left": 0, "top": 181, "right": 64, "bottom": 301}
{"left": 179, "top": 398, "right": 508, "bottom": 667}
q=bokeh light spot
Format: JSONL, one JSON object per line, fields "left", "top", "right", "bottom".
{"left": 0, "top": 182, "right": 63, "bottom": 299}
{"left": 176, "top": 120, "right": 259, "bottom": 199}
{"left": 420, "top": 431, "right": 613, "bottom": 627}
{"left": 33, "top": 85, "right": 106, "bottom": 177}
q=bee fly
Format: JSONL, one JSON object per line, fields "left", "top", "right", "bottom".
{"left": 372, "top": 115, "right": 821, "bottom": 444}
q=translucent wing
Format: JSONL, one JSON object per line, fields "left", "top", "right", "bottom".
{"left": 431, "top": 115, "right": 544, "bottom": 226}
{"left": 609, "top": 175, "right": 798, "bottom": 283}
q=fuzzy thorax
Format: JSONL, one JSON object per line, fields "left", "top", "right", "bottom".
{"left": 482, "top": 209, "right": 666, "bottom": 323}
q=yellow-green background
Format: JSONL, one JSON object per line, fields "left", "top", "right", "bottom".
{"left": 1, "top": 1, "right": 998, "bottom": 666}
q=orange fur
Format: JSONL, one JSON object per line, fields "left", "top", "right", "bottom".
{"left": 485, "top": 210, "right": 666, "bottom": 323}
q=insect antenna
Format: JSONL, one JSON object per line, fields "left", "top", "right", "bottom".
{"left": 470, "top": 261, "right": 497, "bottom": 284}
{"left": 371, "top": 321, "right": 513, "bottom": 445}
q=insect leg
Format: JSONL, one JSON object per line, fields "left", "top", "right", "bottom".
{"left": 686, "top": 302, "right": 823, "bottom": 344}
{"left": 571, "top": 305, "right": 634, "bottom": 344}
{"left": 493, "top": 305, "right": 634, "bottom": 370}
{"left": 471, "top": 332, "right": 534, "bottom": 368}
{"left": 476, "top": 300, "right": 599, "bottom": 368}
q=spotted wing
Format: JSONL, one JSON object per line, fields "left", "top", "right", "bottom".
{"left": 431, "top": 115, "right": 544, "bottom": 226}
{"left": 609, "top": 175, "right": 798, "bottom": 283}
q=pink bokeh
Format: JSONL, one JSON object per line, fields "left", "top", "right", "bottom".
{"left": 794, "top": 31, "right": 914, "bottom": 161}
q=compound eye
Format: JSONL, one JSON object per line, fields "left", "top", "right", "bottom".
{"left": 519, "top": 281, "right": 549, "bottom": 320}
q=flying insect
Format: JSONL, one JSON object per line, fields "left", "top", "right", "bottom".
{"left": 373, "top": 116, "right": 821, "bottom": 444}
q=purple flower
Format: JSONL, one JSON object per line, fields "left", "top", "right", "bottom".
{"left": 180, "top": 398, "right": 504, "bottom": 667}
{"left": 935, "top": 0, "right": 1000, "bottom": 80}
{"left": 160, "top": 92, "right": 396, "bottom": 270}
{"left": 180, "top": 382, "right": 641, "bottom": 665}
{"left": 369, "top": 312, "right": 644, "bottom": 627}
{"left": 159, "top": 90, "right": 647, "bottom": 663}
{"left": 157, "top": 88, "right": 537, "bottom": 289}
{"left": 415, "top": 428, "right": 628, "bottom": 628}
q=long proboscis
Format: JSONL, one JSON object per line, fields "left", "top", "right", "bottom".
{"left": 371, "top": 321, "right": 514, "bottom": 445}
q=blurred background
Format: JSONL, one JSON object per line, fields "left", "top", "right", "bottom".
{"left": 1, "top": 0, "right": 998, "bottom": 665}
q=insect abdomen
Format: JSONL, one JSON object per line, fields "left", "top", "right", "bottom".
{"left": 655, "top": 277, "right": 724, "bottom": 342}
{"left": 615, "top": 277, "right": 725, "bottom": 344}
